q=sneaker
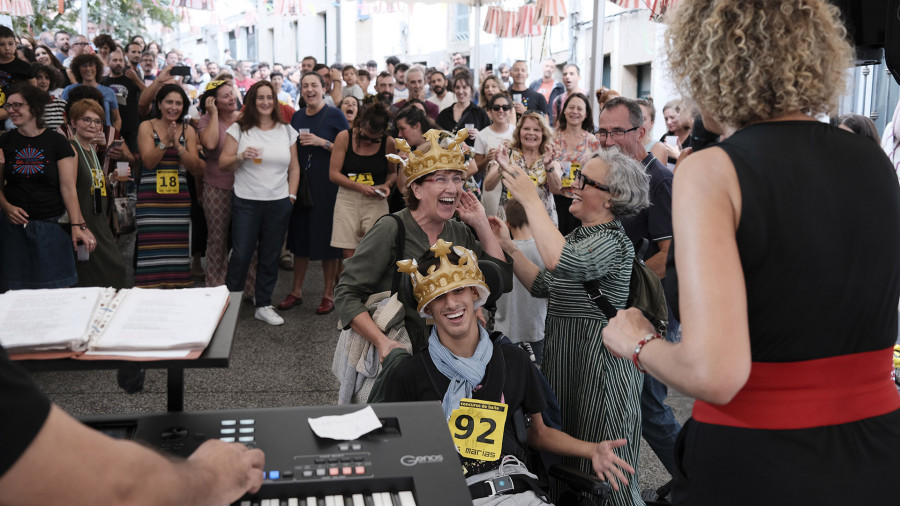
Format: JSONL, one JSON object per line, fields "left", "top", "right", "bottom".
{"left": 254, "top": 305, "right": 284, "bottom": 326}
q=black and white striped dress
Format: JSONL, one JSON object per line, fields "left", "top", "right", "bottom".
{"left": 530, "top": 220, "right": 645, "bottom": 506}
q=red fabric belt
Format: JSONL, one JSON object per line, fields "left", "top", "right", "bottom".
{"left": 692, "top": 348, "right": 900, "bottom": 430}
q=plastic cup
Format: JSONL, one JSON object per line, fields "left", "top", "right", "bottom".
{"left": 116, "top": 162, "right": 129, "bottom": 181}
{"left": 465, "top": 123, "right": 475, "bottom": 131}
{"left": 513, "top": 94, "right": 523, "bottom": 104}
{"left": 298, "top": 128, "right": 310, "bottom": 135}
{"left": 665, "top": 135, "right": 678, "bottom": 148}
{"left": 77, "top": 243, "right": 89, "bottom": 262}
{"left": 253, "top": 147, "right": 263, "bottom": 164}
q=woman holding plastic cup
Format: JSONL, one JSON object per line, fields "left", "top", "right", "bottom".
{"left": 219, "top": 81, "right": 300, "bottom": 326}
{"left": 67, "top": 98, "right": 127, "bottom": 288}
{"left": 435, "top": 73, "right": 490, "bottom": 148}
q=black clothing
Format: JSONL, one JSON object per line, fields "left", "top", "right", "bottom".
{"left": 658, "top": 131, "right": 692, "bottom": 166}
{"left": 509, "top": 87, "right": 550, "bottom": 117}
{"left": 341, "top": 128, "right": 389, "bottom": 186}
{"left": 666, "top": 121, "right": 900, "bottom": 505}
{"left": 435, "top": 103, "right": 491, "bottom": 147}
{"left": 384, "top": 340, "right": 547, "bottom": 477}
{"left": 621, "top": 154, "right": 673, "bottom": 261}
{"left": 103, "top": 74, "right": 142, "bottom": 138}
{"left": 0, "top": 129, "right": 76, "bottom": 220}
{"left": 0, "top": 57, "right": 35, "bottom": 97}
{"left": 0, "top": 346, "right": 51, "bottom": 478}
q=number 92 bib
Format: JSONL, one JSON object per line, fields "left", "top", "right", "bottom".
{"left": 448, "top": 399, "right": 508, "bottom": 462}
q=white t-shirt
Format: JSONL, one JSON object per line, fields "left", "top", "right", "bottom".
{"left": 428, "top": 92, "right": 456, "bottom": 111}
{"left": 473, "top": 123, "right": 516, "bottom": 217}
{"left": 226, "top": 123, "right": 299, "bottom": 201}
{"left": 494, "top": 238, "right": 547, "bottom": 343}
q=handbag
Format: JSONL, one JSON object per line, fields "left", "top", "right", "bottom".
{"left": 109, "top": 195, "right": 135, "bottom": 235}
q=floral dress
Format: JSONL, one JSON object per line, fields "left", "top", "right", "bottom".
{"left": 497, "top": 148, "right": 558, "bottom": 226}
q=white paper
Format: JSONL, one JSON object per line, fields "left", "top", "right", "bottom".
{"left": 0, "top": 287, "right": 105, "bottom": 351}
{"left": 90, "top": 286, "right": 229, "bottom": 351}
{"left": 83, "top": 349, "right": 193, "bottom": 358}
{"left": 307, "top": 406, "right": 383, "bottom": 441}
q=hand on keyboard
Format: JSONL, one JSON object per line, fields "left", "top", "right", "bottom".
{"left": 187, "top": 438, "right": 266, "bottom": 504}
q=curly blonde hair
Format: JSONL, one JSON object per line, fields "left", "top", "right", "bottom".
{"left": 665, "top": 0, "right": 853, "bottom": 129}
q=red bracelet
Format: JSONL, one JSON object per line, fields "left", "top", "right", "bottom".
{"left": 632, "top": 332, "right": 662, "bottom": 373}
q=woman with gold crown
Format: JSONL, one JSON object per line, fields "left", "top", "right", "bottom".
{"left": 335, "top": 129, "right": 512, "bottom": 365}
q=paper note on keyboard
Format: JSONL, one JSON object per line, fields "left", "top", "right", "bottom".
{"left": 307, "top": 406, "right": 383, "bottom": 440}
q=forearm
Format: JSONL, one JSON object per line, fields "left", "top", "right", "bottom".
{"left": 349, "top": 311, "right": 390, "bottom": 348}
{"left": 644, "top": 249, "right": 667, "bottom": 279}
{"left": 521, "top": 197, "right": 565, "bottom": 270}
{"left": 501, "top": 240, "right": 540, "bottom": 291}
{"left": 199, "top": 120, "right": 219, "bottom": 151}
{"left": 288, "top": 167, "right": 300, "bottom": 196}
{"left": 471, "top": 218, "right": 505, "bottom": 260}
{"left": 483, "top": 162, "right": 501, "bottom": 191}
{"left": 218, "top": 153, "right": 242, "bottom": 172}
{"left": 59, "top": 183, "right": 86, "bottom": 225}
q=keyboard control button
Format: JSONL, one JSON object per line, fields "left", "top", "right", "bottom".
{"left": 239, "top": 419, "right": 255, "bottom": 425}
{"left": 351, "top": 443, "right": 362, "bottom": 451}
{"left": 219, "top": 437, "right": 235, "bottom": 443}
{"left": 315, "top": 468, "right": 326, "bottom": 477}
{"left": 338, "top": 444, "right": 349, "bottom": 451}
{"left": 328, "top": 467, "right": 339, "bottom": 476}
{"left": 355, "top": 466, "right": 366, "bottom": 475}
{"left": 220, "top": 428, "right": 235, "bottom": 435}
{"left": 342, "top": 466, "right": 352, "bottom": 475}
{"left": 238, "top": 436, "right": 254, "bottom": 442}
{"left": 221, "top": 420, "right": 236, "bottom": 426}
{"left": 268, "top": 470, "right": 280, "bottom": 480}
{"left": 239, "top": 427, "right": 254, "bottom": 434}
{"left": 302, "top": 470, "right": 313, "bottom": 478}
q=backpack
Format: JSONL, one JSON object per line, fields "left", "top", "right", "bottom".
{"left": 584, "top": 238, "right": 669, "bottom": 337}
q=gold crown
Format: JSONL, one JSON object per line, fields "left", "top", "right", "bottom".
{"left": 392, "top": 129, "right": 469, "bottom": 188}
{"left": 397, "top": 239, "right": 489, "bottom": 317}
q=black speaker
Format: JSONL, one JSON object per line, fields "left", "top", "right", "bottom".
{"left": 831, "top": 0, "right": 888, "bottom": 65}
{"left": 884, "top": 0, "right": 900, "bottom": 84}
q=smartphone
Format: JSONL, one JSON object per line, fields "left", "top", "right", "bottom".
{"left": 374, "top": 189, "right": 386, "bottom": 197}
{"left": 485, "top": 63, "right": 493, "bottom": 71}
{"left": 170, "top": 65, "right": 191, "bottom": 76}
{"left": 109, "top": 139, "right": 124, "bottom": 150}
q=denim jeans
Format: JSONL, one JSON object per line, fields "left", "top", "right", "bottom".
{"left": 225, "top": 196, "right": 293, "bottom": 307}
{"left": 640, "top": 301, "right": 683, "bottom": 477}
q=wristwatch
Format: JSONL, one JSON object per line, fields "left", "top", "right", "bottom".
{"left": 324, "top": 141, "right": 332, "bottom": 150}
{"left": 156, "top": 140, "right": 166, "bottom": 150}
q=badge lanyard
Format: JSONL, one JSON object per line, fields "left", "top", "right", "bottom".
{"left": 73, "top": 140, "right": 106, "bottom": 214}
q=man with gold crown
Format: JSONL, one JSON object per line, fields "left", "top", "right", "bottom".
{"left": 381, "top": 239, "right": 635, "bottom": 504}
{"left": 335, "top": 129, "right": 512, "bottom": 363}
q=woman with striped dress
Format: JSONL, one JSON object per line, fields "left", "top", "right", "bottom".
{"left": 135, "top": 84, "right": 203, "bottom": 288}
{"left": 490, "top": 148, "right": 650, "bottom": 505}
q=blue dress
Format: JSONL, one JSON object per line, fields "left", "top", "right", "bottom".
{"left": 287, "top": 106, "right": 348, "bottom": 260}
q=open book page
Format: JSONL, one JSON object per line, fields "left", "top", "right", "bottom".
{"left": 0, "top": 287, "right": 112, "bottom": 353}
{"left": 85, "top": 286, "right": 230, "bottom": 353}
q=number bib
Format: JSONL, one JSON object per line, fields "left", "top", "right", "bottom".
{"left": 349, "top": 173, "right": 375, "bottom": 186}
{"left": 156, "top": 169, "right": 179, "bottom": 194}
{"left": 96, "top": 174, "right": 107, "bottom": 197}
{"left": 448, "top": 399, "right": 508, "bottom": 462}
{"left": 560, "top": 162, "right": 579, "bottom": 189}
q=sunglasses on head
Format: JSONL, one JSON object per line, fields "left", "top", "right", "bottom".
{"left": 491, "top": 104, "right": 511, "bottom": 112}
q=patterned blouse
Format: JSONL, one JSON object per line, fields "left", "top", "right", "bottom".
{"left": 552, "top": 131, "right": 600, "bottom": 198}
{"left": 498, "top": 148, "right": 558, "bottom": 226}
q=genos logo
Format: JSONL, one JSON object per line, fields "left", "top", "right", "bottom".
{"left": 400, "top": 454, "right": 444, "bottom": 467}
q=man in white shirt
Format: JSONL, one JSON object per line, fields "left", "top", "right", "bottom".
{"left": 392, "top": 63, "right": 409, "bottom": 104}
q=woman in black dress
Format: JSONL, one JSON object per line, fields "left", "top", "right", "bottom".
{"left": 435, "top": 73, "right": 489, "bottom": 148}
{"left": 603, "top": 1, "right": 900, "bottom": 504}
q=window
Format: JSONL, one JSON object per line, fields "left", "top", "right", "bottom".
{"left": 636, "top": 64, "right": 652, "bottom": 99}
{"left": 602, "top": 55, "right": 611, "bottom": 89}
{"left": 454, "top": 4, "right": 469, "bottom": 40}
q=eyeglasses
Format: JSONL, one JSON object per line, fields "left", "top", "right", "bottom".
{"left": 358, "top": 132, "right": 384, "bottom": 144}
{"left": 573, "top": 170, "right": 610, "bottom": 192}
{"left": 2, "top": 102, "right": 25, "bottom": 111}
{"left": 79, "top": 117, "right": 104, "bottom": 126}
{"left": 422, "top": 174, "right": 464, "bottom": 187}
{"left": 595, "top": 126, "right": 639, "bottom": 141}
{"left": 490, "top": 104, "right": 511, "bottom": 112}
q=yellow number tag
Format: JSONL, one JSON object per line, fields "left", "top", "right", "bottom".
{"left": 349, "top": 173, "right": 375, "bottom": 186}
{"left": 448, "top": 398, "right": 508, "bottom": 462}
{"left": 560, "top": 162, "right": 578, "bottom": 188}
{"left": 156, "top": 169, "right": 179, "bottom": 194}
{"left": 98, "top": 175, "right": 107, "bottom": 197}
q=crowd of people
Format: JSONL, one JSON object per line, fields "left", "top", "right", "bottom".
{"left": 2, "top": 0, "right": 900, "bottom": 504}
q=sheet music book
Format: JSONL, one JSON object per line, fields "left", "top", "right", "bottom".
{"left": 0, "top": 286, "right": 230, "bottom": 361}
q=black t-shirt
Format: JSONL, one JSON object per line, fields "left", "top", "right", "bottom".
{"left": 384, "top": 340, "right": 547, "bottom": 476}
{"left": 0, "top": 129, "right": 76, "bottom": 220}
{"left": 0, "top": 58, "right": 35, "bottom": 103}
{"left": 103, "top": 74, "right": 141, "bottom": 135}
{"left": 435, "top": 103, "right": 491, "bottom": 147}
{"left": 0, "top": 346, "right": 52, "bottom": 478}
{"left": 341, "top": 129, "right": 390, "bottom": 185}
{"left": 621, "top": 154, "right": 673, "bottom": 261}
{"left": 509, "top": 87, "right": 550, "bottom": 116}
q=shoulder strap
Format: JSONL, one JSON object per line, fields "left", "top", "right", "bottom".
{"left": 584, "top": 279, "right": 619, "bottom": 320}
{"left": 375, "top": 213, "right": 405, "bottom": 294}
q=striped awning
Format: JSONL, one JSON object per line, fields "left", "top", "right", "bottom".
{"left": 516, "top": 5, "right": 542, "bottom": 38}
{"left": 0, "top": 0, "right": 34, "bottom": 16}
{"left": 613, "top": 0, "right": 680, "bottom": 21}
{"left": 175, "top": 0, "right": 214, "bottom": 9}
{"left": 535, "top": 0, "right": 566, "bottom": 27}
{"left": 483, "top": 6, "right": 503, "bottom": 36}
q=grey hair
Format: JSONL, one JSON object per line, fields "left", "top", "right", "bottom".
{"left": 592, "top": 147, "right": 650, "bottom": 218}
{"left": 600, "top": 96, "right": 644, "bottom": 129}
